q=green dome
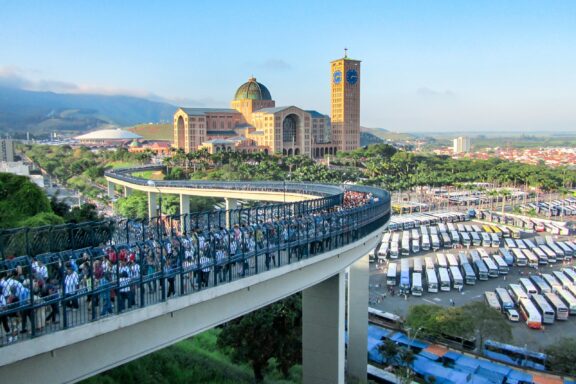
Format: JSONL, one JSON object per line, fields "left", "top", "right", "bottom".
{"left": 234, "top": 77, "right": 272, "bottom": 101}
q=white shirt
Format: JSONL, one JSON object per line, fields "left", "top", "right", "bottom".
{"left": 64, "top": 271, "right": 79, "bottom": 295}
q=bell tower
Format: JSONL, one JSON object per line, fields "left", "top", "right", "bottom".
{"left": 330, "top": 49, "right": 361, "bottom": 152}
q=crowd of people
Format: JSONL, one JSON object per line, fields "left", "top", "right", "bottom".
{"left": 0, "top": 190, "right": 387, "bottom": 346}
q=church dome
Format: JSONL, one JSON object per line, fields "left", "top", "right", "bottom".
{"left": 234, "top": 77, "right": 272, "bottom": 101}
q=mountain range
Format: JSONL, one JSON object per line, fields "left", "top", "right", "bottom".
{"left": 0, "top": 86, "right": 176, "bottom": 136}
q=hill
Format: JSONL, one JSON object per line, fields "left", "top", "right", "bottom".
{"left": 0, "top": 86, "right": 177, "bottom": 135}
{"left": 128, "top": 123, "right": 173, "bottom": 141}
{"left": 361, "top": 126, "right": 414, "bottom": 141}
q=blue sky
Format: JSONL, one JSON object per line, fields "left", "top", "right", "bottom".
{"left": 1, "top": 0, "right": 575, "bottom": 133}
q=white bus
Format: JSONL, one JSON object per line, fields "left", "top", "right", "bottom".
{"left": 542, "top": 274, "right": 562, "bottom": 293}
{"left": 461, "top": 263, "right": 477, "bottom": 285}
{"left": 519, "top": 278, "right": 538, "bottom": 298}
{"left": 485, "top": 291, "right": 501, "bottom": 312}
{"left": 450, "top": 265, "right": 464, "bottom": 289}
{"left": 529, "top": 275, "right": 551, "bottom": 294}
{"left": 544, "top": 292, "right": 569, "bottom": 320}
{"left": 411, "top": 239, "right": 420, "bottom": 254}
{"left": 556, "top": 288, "right": 576, "bottom": 315}
{"left": 532, "top": 294, "right": 555, "bottom": 325}
{"left": 401, "top": 231, "right": 411, "bottom": 256}
{"left": 495, "top": 287, "right": 514, "bottom": 310}
{"left": 477, "top": 248, "right": 490, "bottom": 259}
{"left": 532, "top": 247, "right": 548, "bottom": 265}
{"left": 400, "top": 259, "right": 411, "bottom": 293}
{"left": 461, "top": 232, "right": 471, "bottom": 247}
{"left": 490, "top": 233, "right": 500, "bottom": 247}
{"left": 474, "top": 259, "right": 489, "bottom": 281}
{"left": 483, "top": 257, "right": 499, "bottom": 278}
{"left": 413, "top": 258, "right": 423, "bottom": 273}
{"left": 511, "top": 248, "right": 527, "bottom": 267}
{"left": 508, "top": 283, "right": 529, "bottom": 305}
{"left": 446, "top": 253, "right": 459, "bottom": 267}
{"left": 481, "top": 232, "right": 492, "bottom": 247}
{"left": 390, "top": 232, "right": 401, "bottom": 259}
{"left": 553, "top": 271, "right": 572, "bottom": 288}
{"left": 424, "top": 256, "right": 435, "bottom": 271}
{"left": 426, "top": 268, "right": 438, "bottom": 293}
{"left": 421, "top": 234, "right": 431, "bottom": 251}
{"left": 557, "top": 241, "right": 573, "bottom": 259}
{"left": 438, "top": 267, "right": 451, "bottom": 292}
{"left": 411, "top": 228, "right": 420, "bottom": 241}
{"left": 504, "top": 238, "right": 517, "bottom": 248}
{"left": 562, "top": 268, "right": 576, "bottom": 285}
{"left": 447, "top": 223, "right": 456, "bottom": 232}
{"left": 492, "top": 255, "right": 509, "bottom": 275}
{"left": 437, "top": 223, "right": 447, "bottom": 233}
{"left": 540, "top": 245, "right": 557, "bottom": 263}
{"left": 386, "top": 263, "right": 397, "bottom": 286}
{"left": 470, "top": 232, "right": 482, "bottom": 246}
{"left": 518, "top": 298, "right": 542, "bottom": 329}
{"left": 436, "top": 253, "right": 448, "bottom": 268}
{"left": 431, "top": 234, "right": 441, "bottom": 251}
{"left": 516, "top": 239, "right": 527, "bottom": 249}
{"left": 522, "top": 249, "right": 539, "bottom": 268}
{"left": 458, "top": 252, "right": 469, "bottom": 266}
{"left": 412, "top": 272, "right": 423, "bottom": 296}
{"left": 441, "top": 232, "right": 452, "bottom": 248}
{"left": 524, "top": 239, "right": 536, "bottom": 249}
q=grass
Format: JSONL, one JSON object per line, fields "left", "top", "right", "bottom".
{"left": 132, "top": 170, "right": 164, "bottom": 180}
{"left": 128, "top": 123, "right": 173, "bottom": 141}
{"left": 107, "top": 161, "right": 140, "bottom": 169}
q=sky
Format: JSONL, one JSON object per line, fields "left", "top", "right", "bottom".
{"left": 1, "top": 0, "right": 575, "bottom": 133}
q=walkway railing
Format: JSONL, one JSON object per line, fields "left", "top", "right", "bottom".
{"left": 0, "top": 171, "right": 390, "bottom": 347}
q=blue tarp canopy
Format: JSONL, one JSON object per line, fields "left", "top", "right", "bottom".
{"left": 412, "top": 355, "right": 492, "bottom": 384}
{"left": 505, "top": 369, "right": 534, "bottom": 384}
{"left": 389, "top": 332, "right": 428, "bottom": 349}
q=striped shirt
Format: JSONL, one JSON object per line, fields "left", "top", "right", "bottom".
{"left": 64, "top": 271, "right": 79, "bottom": 295}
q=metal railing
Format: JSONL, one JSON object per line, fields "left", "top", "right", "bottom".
{"left": 0, "top": 172, "right": 390, "bottom": 347}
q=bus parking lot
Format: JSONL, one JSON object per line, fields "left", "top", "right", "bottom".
{"left": 369, "top": 218, "right": 576, "bottom": 351}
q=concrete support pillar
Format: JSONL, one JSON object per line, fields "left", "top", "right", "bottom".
{"left": 180, "top": 194, "right": 190, "bottom": 233}
{"left": 347, "top": 254, "right": 369, "bottom": 383}
{"left": 107, "top": 181, "right": 115, "bottom": 199}
{"left": 303, "top": 272, "right": 345, "bottom": 384}
{"left": 148, "top": 191, "right": 158, "bottom": 219}
{"left": 123, "top": 186, "right": 132, "bottom": 197}
{"left": 225, "top": 198, "right": 238, "bottom": 228}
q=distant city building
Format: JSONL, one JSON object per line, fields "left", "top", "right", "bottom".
{"left": 453, "top": 136, "right": 471, "bottom": 154}
{"left": 0, "top": 139, "right": 15, "bottom": 162}
{"left": 74, "top": 128, "right": 143, "bottom": 146}
{"left": 0, "top": 161, "right": 44, "bottom": 188}
{"left": 173, "top": 53, "right": 360, "bottom": 157}
{"left": 128, "top": 140, "right": 171, "bottom": 155}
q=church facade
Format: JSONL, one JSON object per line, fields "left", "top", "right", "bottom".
{"left": 173, "top": 54, "right": 360, "bottom": 157}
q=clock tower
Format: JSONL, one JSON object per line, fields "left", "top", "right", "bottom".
{"left": 331, "top": 50, "right": 361, "bottom": 152}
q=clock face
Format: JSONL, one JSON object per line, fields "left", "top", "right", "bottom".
{"left": 346, "top": 69, "right": 358, "bottom": 85}
{"left": 333, "top": 70, "right": 342, "bottom": 85}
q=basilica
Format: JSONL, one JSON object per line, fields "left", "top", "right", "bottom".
{"left": 173, "top": 54, "right": 361, "bottom": 158}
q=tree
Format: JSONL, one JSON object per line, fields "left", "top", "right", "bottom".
{"left": 114, "top": 192, "right": 149, "bottom": 219}
{"left": 461, "top": 301, "right": 512, "bottom": 351}
{"left": 377, "top": 339, "right": 416, "bottom": 384}
{"left": 544, "top": 337, "right": 576, "bottom": 376}
{"left": 217, "top": 294, "right": 301, "bottom": 382}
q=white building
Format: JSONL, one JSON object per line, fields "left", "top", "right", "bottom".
{"left": 453, "top": 136, "right": 471, "bottom": 154}
{"left": 0, "top": 139, "right": 15, "bottom": 162}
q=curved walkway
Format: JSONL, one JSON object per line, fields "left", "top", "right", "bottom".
{"left": 0, "top": 168, "right": 390, "bottom": 383}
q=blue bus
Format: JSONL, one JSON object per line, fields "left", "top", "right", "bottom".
{"left": 399, "top": 258, "right": 411, "bottom": 294}
{"left": 482, "top": 340, "right": 547, "bottom": 372}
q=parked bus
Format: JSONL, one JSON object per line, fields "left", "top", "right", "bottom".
{"left": 436, "top": 253, "right": 448, "bottom": 268}
{"left": 519, "top": 278, "right": 538, "bottom": 298}
{"left": 504, "top": 238, "right": 516, "bottom": 249}
{"left": 491, "top": 255, "right": 508, "bottom": 275}
{"left": 532, "top": 247, "right": 548, "bottom": 265}
{"left": 474, "top": 259, "right": 489, "bottom": 281}
{"left": 450, "top": 230, "right": 460, "bottom": 245}
{"left": 510, "top": 227, "right": 522, "bottom": 239}
{"left": 495, "top": 287, "right": 515, "bottom": 310}
{"left": 485, "top": 291, "right": 501, "bottom": 312}
{"left": 457, "top": 252, "right": 469, "bottom": 266}
{"left": 461, "top": 232, "right": 471, "bottom": 247}
{"left": 441, "top": 232, "right": 452, "bottom": 248}
{"left": 516, "top": 239, "right": 527, "bottom": 249}
{"left": 544, "top": 292, "right": 569, "bottom": 321}
{"left": 386, "top": 263, "right": 397, "bottom": 286}
{"left": 411, "top": 238, "right": 420, "bottom": 254}
{"left": 412, "top": 272, "right": 423, "bottom": 296}
{"left": 438, "top": 267, "right": 451, "bottom": 292}
{"left": 421, "top": 233, "right": 430, "bottom": 251}
{"left": 555, "top": 288, "right": 576, "bottom": 315}
{"left": 450, "top": 265, "right": 464, "bottom": 289}
{"left": 424, "top": 256, "right": 435, "bottom": 271}
{"left": 552, "top": 271, "right": 572, "bottom": 288}
{"left": 446, "top": 253, "right": 459, "bottom": 267}
{"left": 490, "top": 233, "right": 500, "bottom": 247}
{"left": 413, "top": 258, "right": 423, "bottom": 273}
{"left": 431, "top": 234, "right": 441, "bottom": 251}
{"left": 523, "top": 239, "right": 536, "bottom": 249}
{"left": 481, "top": 232, "right": 492, "bottom": 247}
{"left": 482, "top": 224, "right": 493, "bottom": 233}
{"left": 529, "top": 275, "right": 551, "bottom": 294}
{"left": 532, "top": 294, "right": 555, "bottom": 324}
{"left": 499, "top": 226, "right": 511, "bottom": 238}
{"left": 482, "top": 340, "right": 547, "bottom": 372}
{"left": 498, "top": 248, "right": 514, "bottom": 266}
{"left": 558, "top": 241, "right": 573, "bottom": 259}
{"left": 447, "top": 222, "right": 456, "bottom": 232}
{"left": 508, "top": 283, "right": 529, "bottom": 305}
{"left": 562, "top": 268, "right": 576, "bottom": 285}
{"left": 522, "top": 249, "right": 539, "bottom": 268}
{"left": 461, "top": 262, "right": 476, "bottom": 285}
{"left": 401, "top": 231, "right": 411, "bottom": 256}
{"left": 477, "top": 248, "right": 490, "bottom": 259}
{"left": 368, "top": 307, "right": 404, "bottom": 329}
{"left": 540, "top": 245, "right": 557, "bottom": 263}
{"left": 470, "top": 232, "right": 481, "bottom": 246}
{"left": 511, "top": 248, "right": 527, "bottom": 267}
{"left": 469, "top": 249, "right": 480, "bottom": 263}
{"left": 399, "top": 259, "right": 411, "bottom": 293}
{"left": 426, "top": 268, "right": 438, "bottom": 293}
{"left": 518, "top": 298, "right": 542, "bottom": 329}
{"left": 542, "top": 274, "right": 562, "bottom": 293}
{"left": 483, "top": 257, "right": 499, "bottom": 278}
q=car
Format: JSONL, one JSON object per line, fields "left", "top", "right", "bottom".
{"left": 505, "top": 308, "right": 520, "bottom": 322}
